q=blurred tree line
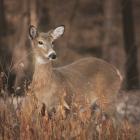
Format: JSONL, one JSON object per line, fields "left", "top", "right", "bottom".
{"left": 0, "top": 0, "right": 139, "bottom": 94}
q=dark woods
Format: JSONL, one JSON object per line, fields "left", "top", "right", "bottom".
{"left": 0, "top": 0, "right": 139, "bottom": 95}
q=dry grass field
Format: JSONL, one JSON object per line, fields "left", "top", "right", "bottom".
{"left": 0, "top": 0, "right": 140, "bottom": 139}
{"left": 0, "top": 87, "right": 140, "bottom": 140}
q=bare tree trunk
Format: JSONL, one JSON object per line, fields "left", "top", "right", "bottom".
{"left": 0, "top": 0, "right": 7, "bottom": 54}
{"left": 30, "top": 0, "right": 38, "bottom": 26}
{"left": 0, "top": 0, "right": 9, "bottom": 75}
{"left": 103, "top": 0, "right": 114, "bottom": 60}
{"left": 0, "top": 0, "right": 7, "bottom": 36}
{"left": 8, "top": 0, "right": 29, "bottom": 93}
{"left": 103, "top": 0, "right": 118, "bottom": 63}
{"left": 122, "top": 0, "right": 140, "bottom": 90}
{"left": 10, "top": 0, "right": 39, "bottom": 95}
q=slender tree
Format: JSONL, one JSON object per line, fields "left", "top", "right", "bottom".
{"left": 122, "top": 0, "right": 140, "bottom": 89}
{"left": 103, "top": 0, "right": 119, "bottom": 64}
{"left": 10, "top": 0, "right": 39, "bottom": 94}
{"left": 0, "top": 0, "right": 8, "bottom": 72}
{"left": 0, "top": 0, "right": 7, "bottom": 36}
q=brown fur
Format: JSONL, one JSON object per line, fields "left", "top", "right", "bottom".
{"left": 25, "top": 26, "right": 122, "bottom": 112}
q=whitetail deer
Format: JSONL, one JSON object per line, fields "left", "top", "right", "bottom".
{"left": 26, "top": 25, "right": 122, "bottom": 113}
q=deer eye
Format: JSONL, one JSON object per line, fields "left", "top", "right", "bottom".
{"left": 38, "top": 41, "right": 43, "bottom": 45}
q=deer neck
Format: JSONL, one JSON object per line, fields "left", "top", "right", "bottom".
{"left": 31, "top": 60, "right": 54, "bottom": 90}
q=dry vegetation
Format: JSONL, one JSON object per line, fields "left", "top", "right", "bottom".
{"left": 0, "top": 0, "right": 139, "bottom": 139}
{"left": 0, "top": 80, "right": 140, "bottom": 140}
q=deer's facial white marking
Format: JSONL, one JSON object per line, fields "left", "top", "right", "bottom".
{"left": 36, "top": 56, "right": 48, "bottom": 64}
{"left": 37, "top": 40, "right": 46, "bottom": 49}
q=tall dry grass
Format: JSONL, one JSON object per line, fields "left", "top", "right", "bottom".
{"left": 0, "top": 92, "right": 140, "bottom": 140}
{"left": 0, "top": 71, "right": 140, "bottom": 140}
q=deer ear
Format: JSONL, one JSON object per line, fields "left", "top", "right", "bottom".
{"left": 51, "top": 25, "right": 65, "bottom": 40}
{"left": 29, "top": 25, "right": 38, "bottom": 39}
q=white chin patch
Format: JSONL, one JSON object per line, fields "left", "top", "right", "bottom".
{"left": 36, "top": 56, "right": 47, "bottom": 64}
{"left": 48, "top": 58, "right": 53, "bottom": 61}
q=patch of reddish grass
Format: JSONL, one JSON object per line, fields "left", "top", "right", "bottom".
{"left": 0, "top": 92, "right": 139, "bottom": 140}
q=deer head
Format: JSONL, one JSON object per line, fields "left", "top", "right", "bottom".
{"left": 29, "top": 25, "right": 65, "bottom": 64}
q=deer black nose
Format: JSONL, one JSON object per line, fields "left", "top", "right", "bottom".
{"left": 48, "top": 52, "right": 56, "bottom": 59}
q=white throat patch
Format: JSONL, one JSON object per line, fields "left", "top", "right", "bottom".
{"left": 36, "top": 56, "right": 47, "bottom": 64}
